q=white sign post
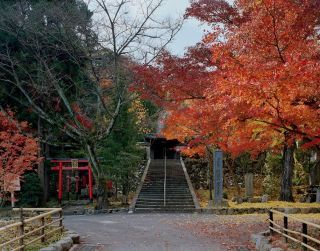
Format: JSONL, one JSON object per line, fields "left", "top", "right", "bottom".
{"left": 11, "top": 192, "right": 15, "bottom": 208}
{"left": 4, "top": 173, "right": 21, "bottom": 208}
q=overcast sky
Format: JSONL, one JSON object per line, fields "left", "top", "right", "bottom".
{"left": 88, "top": 0, "right": 207, "bottom": 56}
{"left": 157, "top": 0, "right": 207, "bottom": 55}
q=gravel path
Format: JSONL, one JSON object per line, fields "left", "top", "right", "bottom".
{"left": 65, "top": 213, "right": 267, "bottom": 251}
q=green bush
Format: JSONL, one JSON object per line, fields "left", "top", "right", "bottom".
{"left": 20, "top": 172, "right": 43, "bottom": 207}
{"left": 223, "top": 192, "right": 228, "bottom": 199}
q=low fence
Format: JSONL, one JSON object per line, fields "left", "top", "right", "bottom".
{"left": 269, "top": 209, "right": 320, "bottom": 251}
{"left": 0, "top": 208, "right": 63, "bottom": 251}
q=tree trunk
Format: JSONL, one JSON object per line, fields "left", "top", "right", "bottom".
{"left": 96, "top": 176, "right": 108, "bottom": 210}
{"left": 85, "top": 143, "right": 108, "bottom": 209}
{"left": 280, "top": 143, "right": 295, "bottom": 201}
{"left": 37, "top": 117, "right": 49, "bottom": 203}
{"left": 122, "top": 174, "right": 129, "bottom": 205}
{"left": 115, "top": 181, "right": 118, "bottom": 199}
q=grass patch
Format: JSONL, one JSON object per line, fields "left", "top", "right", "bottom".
{"left": 229, "top": 201, "right": 320, "bottom": 209}
{"left": 26, "top": 231, "right": 65, "bottom": 251}
{"left": 195, "top": 189, "right": 320, "bottom": 209}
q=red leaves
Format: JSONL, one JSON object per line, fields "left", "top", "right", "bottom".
{"left": 170, "top": 215, "right": 266, "bottom": 250}
{"left": 0, "top": 110, "right": 39, "bottom": 192}
{"left": 134, "top": 0, "right": 320, "bottom": 157}
{"left": 185, "top": 0, "right": 241, "bottom": 26}
{"left": 71, "top": 103, "right": 93, "bottom": 129}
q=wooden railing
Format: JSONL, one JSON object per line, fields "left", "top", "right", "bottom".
{"left": 269, "top": 209, "right": 320, "bottom": 251}
{"left": 0, "top": 208, "right": 63, "bottom": 251}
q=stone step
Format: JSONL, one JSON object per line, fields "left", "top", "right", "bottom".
{"left": 141, "top": 188, "right": 189, "bottom": 191}
{"left": 137, "top": 198, "right": 194, "bottom": 201}
{"left": 136, "top": 198, "right": 194, "bottom": 202}
{"left": 135, "top": 206, "right": 195, "bottom": 210}
{"left": 134, "top": 208, "right": 196, "bottom": 213}
{"left": 136, "top": 200, "right": 194, "bottom": 206}
{"left": 133, "top": 159, "right": 195, "bottom": 213}
{"left": 139, "top": 193, "right": 192, "bottom": 197}
{"left": 140, "top": 188, "right": 190, "bottom": 191}
{"left": 140, "top": 193, "right": 191, "bottom": 195}
{"left": 143, "top": 183, "right": 188, "bottom": 185}
{"left": 136, "top": 204, "right": 194, "bottom": 207}
{"left": 138, "top": 196, "right": 193, "bottom": 200}
{"left": 135, "top": 204, "right": 195, "bottom": 208}
{"left": 139, "top": 192, "right": 192, "bottom": 196}
{"left": 138, "top": 198, "right": 193, "bottom": 202}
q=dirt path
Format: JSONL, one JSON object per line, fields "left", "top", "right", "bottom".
{"left": 65, "top": 213, "right": 268, "bottom": 251}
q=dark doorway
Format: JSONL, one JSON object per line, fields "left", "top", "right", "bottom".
{"left": 145, "top": 135, "right": 180, "bottom": 159}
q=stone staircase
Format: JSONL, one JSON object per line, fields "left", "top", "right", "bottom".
{"left": 134, "top": 159, "right": 196, "bottom": 213}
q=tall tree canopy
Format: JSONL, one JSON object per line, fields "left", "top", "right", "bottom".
{"left": 0, "top": 0, "right": 181, "bottom": 208}
{"left": 134, "top": 0, "right": 320, "bottom": 201}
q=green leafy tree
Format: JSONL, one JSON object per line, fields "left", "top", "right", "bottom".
{"left": 99, "top": 101, "right": 146, "bottom": 204}
{"left": 19, "top": 173, "right": 43, "bottom": 207}
{"left": 0, "top": 0, "right": 179, "bottom": 209}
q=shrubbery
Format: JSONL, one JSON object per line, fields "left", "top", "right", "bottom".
{"left": 20, "top": 172, "right": 43, "bottom": 207}
{"left": 262, "top": 153, "right": 282, "bottom": 199}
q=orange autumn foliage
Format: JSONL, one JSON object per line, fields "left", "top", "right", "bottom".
{"left": 0, "top": 110, "right": 39, "bottom": 192}
{"left": 134, "top": 0, "right": 320, "bottom": 157}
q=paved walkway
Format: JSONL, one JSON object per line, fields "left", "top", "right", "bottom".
{"left": 65, "top": 213, "right": 265, "bottom": 251}
{"left": 65, "top": 213, "right": 223, "bottom": 251}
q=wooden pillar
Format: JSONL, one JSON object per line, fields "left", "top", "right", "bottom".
{"left": 19, "top": 208, "right": 24, "bottom": 251}
{"left": 58, "top": 162, "right": 63, "bottom": 204}
{"left": 75, "top": 176, "right": 79, "bottom": 200}
{"left": 88, "top": 166, "right": 93, "bottom": 201}
{"left": 41, "top": 216, "right": 45, "bottom": 243}
{"left": 284, "top": 216, "right": 288, "bottom": 243}
{"left": 67, "top": 176, "right": 71, "bottom": 201}
{"left": 269, "top": 211, "right": 274, "bottom": 235}
{"left": 59, "top": 210, "right": 63, "bottom": 234}
{"left": 302, "top": 223, "right": 308, "bottom": 251}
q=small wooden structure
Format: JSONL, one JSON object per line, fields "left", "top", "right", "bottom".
{"left": 50, "top": 159, "right": 93, "bottom": 203}
{"left": 269, "top": 209, "right": 320, "bottom": 251}
{"left": 145, "top": 134, "right": 181, "bottom": 159}
{"left": 0, "top": 208, "right": 63, "bottom": 251}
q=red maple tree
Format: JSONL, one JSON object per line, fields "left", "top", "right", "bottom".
{"left": 134, "top": 0, "right": 320, "bottom": 201}
{"left": 0, "top": 109, "right": 39, "bottom": 200}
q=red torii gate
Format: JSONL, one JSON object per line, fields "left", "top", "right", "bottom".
{"left": 50, "top": 159, "right": 93, "bottom": 203}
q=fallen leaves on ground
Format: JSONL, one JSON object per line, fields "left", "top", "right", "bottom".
{"left": 167, "top": 215, "right": 268, "bottom": 250}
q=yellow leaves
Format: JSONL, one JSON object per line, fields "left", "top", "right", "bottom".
{"left": 128, "top": 98, "right": 150, "bottom": 134}
{"left": 229, "top": 201, "right": 319, "bottom": 209}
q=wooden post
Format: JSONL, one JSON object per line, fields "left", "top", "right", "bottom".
{"left": 207, "top": 151, "right": 213, "bottom": 201}
{"left": 58, "top": 161, "right": 63, "bottom": 204}
{"left": 41, "top": 217, "right": 45, "bottom": 243}
{"left": 67, "top": 175, "right": 71, "bottom": 201}
{"left": 269, "top": 210, "right": 274, "bottom": 235}
{"left": 88, "top": 166, "right": 93, "bottom": 202}
{"left": 11, "top": 192, "right": 15, "bottom": 208}
{"left": 284, "top": 216, "right": 288, "bottom": 243}
{"left": 59, "top": 210, "right": 63, "bottom": 234}
{"left": 19, "top": 208, "right": 24, "bottom": 251}
{"left": 75, "top": 176, "right": 79, "bottom": 200}
{"left": 302, "top": 223, "right": 307, "bottom": 251}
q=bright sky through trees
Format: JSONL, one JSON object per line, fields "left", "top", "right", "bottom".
{"left": 157, "top": 0, "right": 207, "bottom": 55}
